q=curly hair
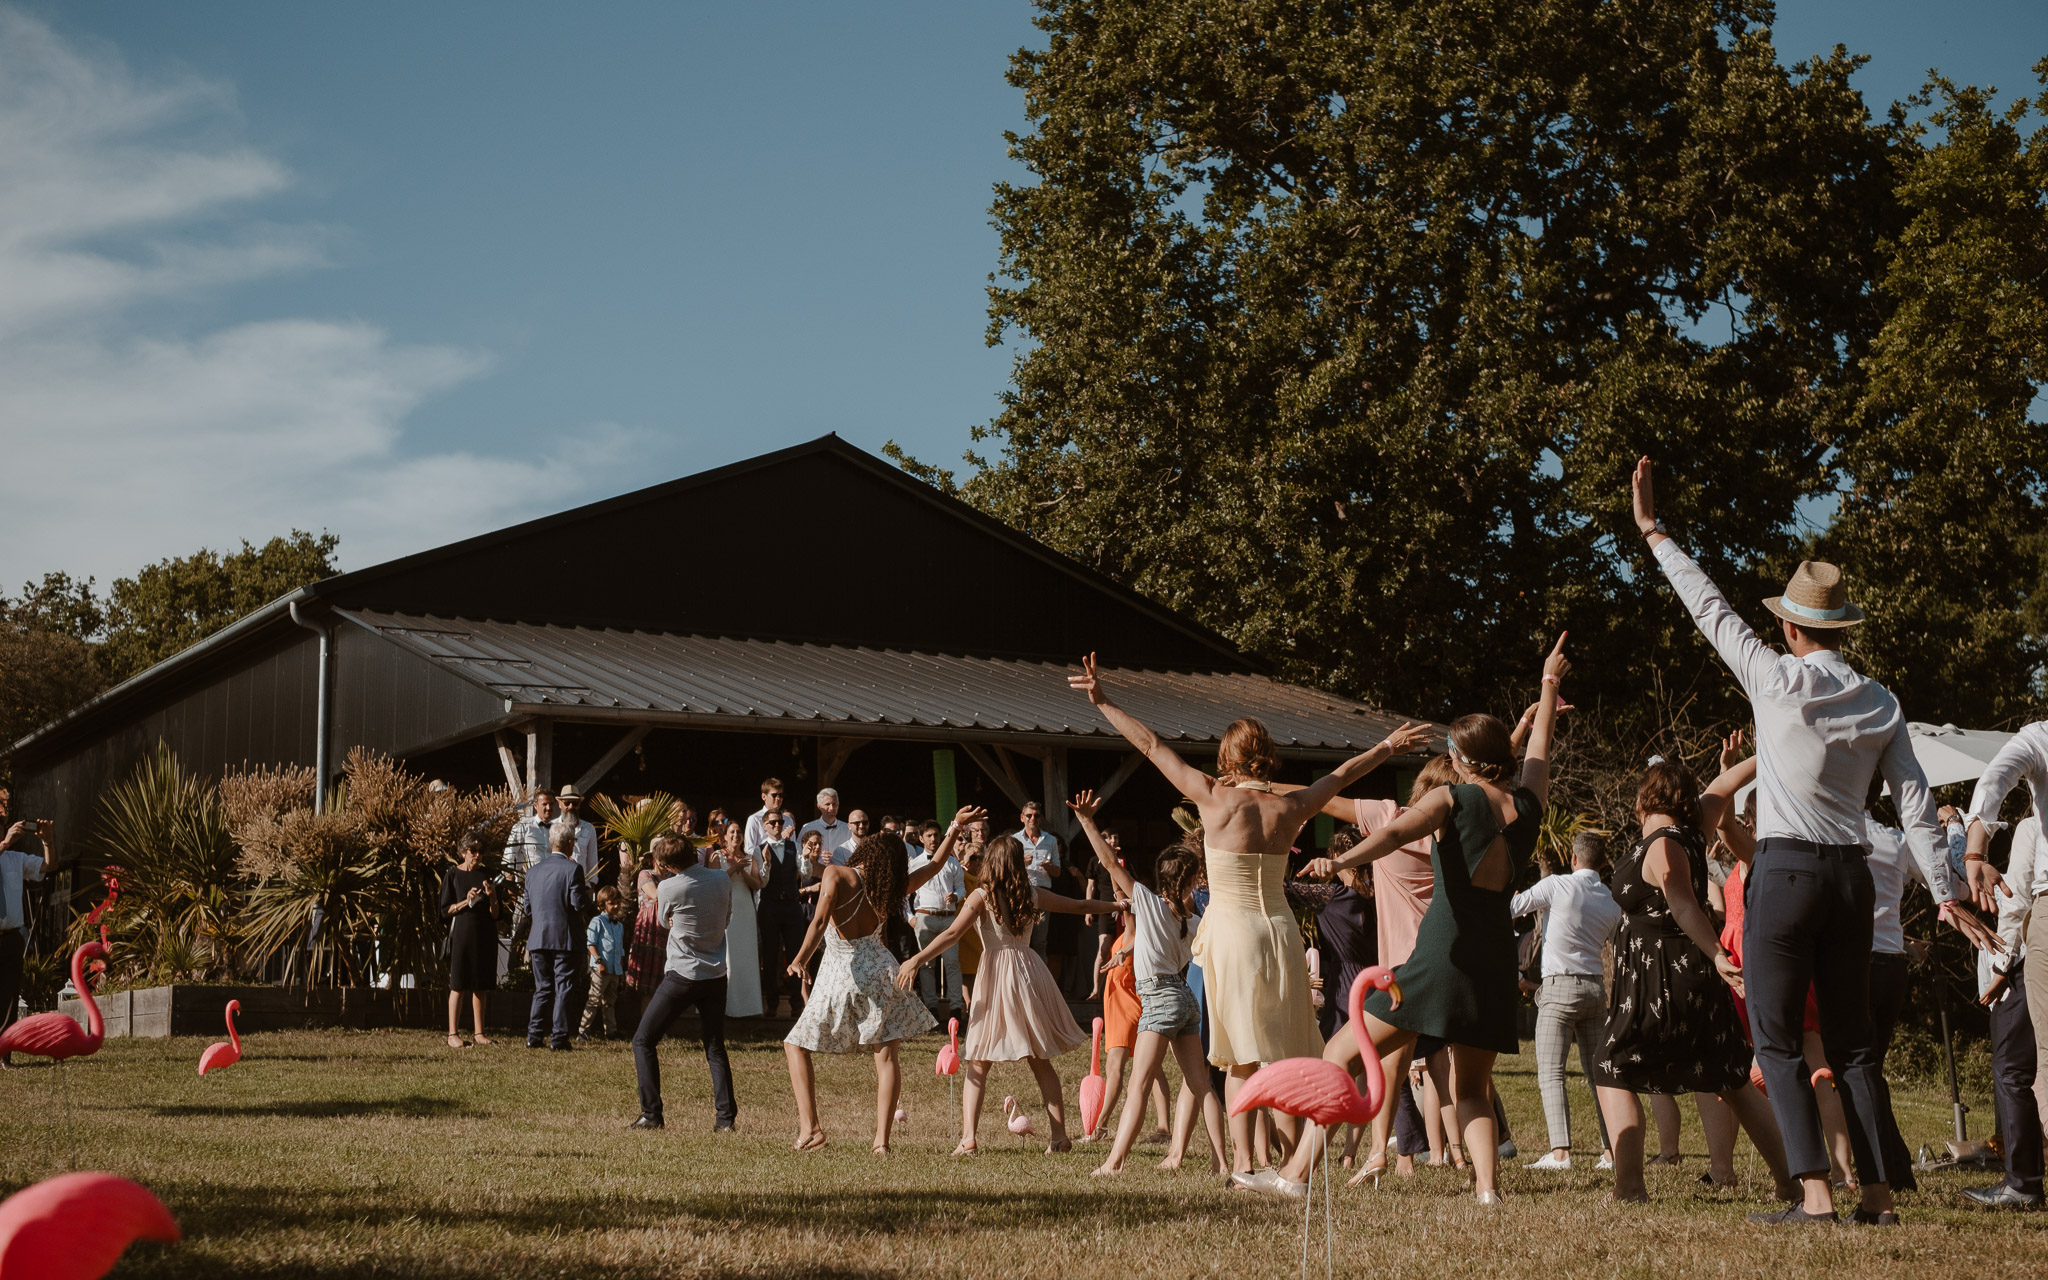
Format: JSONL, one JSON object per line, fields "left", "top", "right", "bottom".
{"left": 980, "top": 834, "right": 1040, "bottom": 937}
{"left": 1635, "top": 761, "right": 1703, "bottom": 831}
{"left": 1218, "top": 717, "right": 1280, "bottom": 784}
{"left": 847, "top": 831, "right": 909, "bottom": 917}
{"left": 1447, "top": 713, "right": 1516, "bottom": 782}
{"left": 650, "top": 832, "right": 695, "bottom": 871}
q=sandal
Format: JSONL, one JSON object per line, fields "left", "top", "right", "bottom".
{"left": 472, "top": 1034, "right": 493, "bottom": 1045}
{"left": 446, "top": 1035, "right": 466, "bottom": 1049}
{"left": 1348, "top": 1158, "right": 1388, "bottom": 1188}
{"left": 794, "top": 1132, "right": 828, "bottom": 1152}
{"left": 951, "top": 1142, "right": 979, "bottom": 1157}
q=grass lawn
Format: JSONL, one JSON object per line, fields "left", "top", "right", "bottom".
{"left": 3, "top": 1021, "right": 2043, "bottom": 1278}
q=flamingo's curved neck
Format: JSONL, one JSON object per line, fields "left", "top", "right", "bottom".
{"left": 226, "top": 1003, "right": 241, "bottom": 1053}
{"left": 73, "top": 946, "right": 103, "bottom": 1042}
{"left": 1348, "top": 977, "right": 1385, "bottom": 1117}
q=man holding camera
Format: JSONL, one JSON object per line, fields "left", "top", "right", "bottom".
{"left": 1, "top": 817, "right": 55, "bottom": 1068}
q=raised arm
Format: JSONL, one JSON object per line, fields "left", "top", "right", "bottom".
{"left": 909, "top": 805, "right": 988, "bottom": 895}
{"left": 1066, "top": 791, "right": 1134, "bottom": 901}
{"left": 1698, "top": 732, "right": 1757, "bottom": 835}
{"left": 1035, "top": 886, "right": 1125, "bottom": 916}
{"left": 1301, "top": 787, "right": 1456, "bottom": 879}
{"left": 1069, "top": 652, "right": 1216, "bottom": 803}
{"left": 1508, "top": 698, "right": 1572, "bottom": 754}
{"left": 1286, "top": 722, "right": 1436, "bottom": 821}
{"left": 1519, "top": 633, "right": 1569, "bottom": 806}
{"left": 1633, "top": 456, "right": 1779, "bottom": 699}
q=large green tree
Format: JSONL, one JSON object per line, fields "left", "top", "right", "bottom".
{"left": 900, "top": 0, "right": 2047, "bottom": 729}
{"left": 97, "top": 531, "right": 340, "bottom": 682}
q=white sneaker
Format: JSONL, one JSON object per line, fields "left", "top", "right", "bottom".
{"left": 1595, "top": 1153, "right": 1615, "bottom": 1171}
{"left": 1525, "top": 1152, "right": 1572, "bottom": 1171}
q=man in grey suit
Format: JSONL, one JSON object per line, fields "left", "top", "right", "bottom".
{"left": 526, "top": 823, "right": 592, "bottom": 1050}
{"left": 629, "top": 832, "right": 737, "bottom": 1131}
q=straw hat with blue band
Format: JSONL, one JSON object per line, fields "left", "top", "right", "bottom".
{"left": 1763, "top": 560, "right": 1865, "bottom": 630}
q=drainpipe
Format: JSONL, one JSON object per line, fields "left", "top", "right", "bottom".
{"left": 288, "top": 599, "right": 333, "bottom": 814}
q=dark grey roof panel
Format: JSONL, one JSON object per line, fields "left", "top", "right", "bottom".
{"left": 342, "top": 611, "right": 1425, "bottom": 753}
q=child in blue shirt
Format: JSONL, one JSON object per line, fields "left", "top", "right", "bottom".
{"left": 579, "top": 887, "right": 629, "bottom": 1041}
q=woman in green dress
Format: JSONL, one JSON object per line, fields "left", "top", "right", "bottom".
{"left": 1265, "top": 634, "right": 1569, "bottom": 1205}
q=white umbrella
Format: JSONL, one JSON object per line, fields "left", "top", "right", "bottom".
{"left": 1731, "top": 721, "right": 2014, "bottom": 810}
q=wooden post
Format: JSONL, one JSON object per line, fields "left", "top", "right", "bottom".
{"left": 573, "top": 724, "right": 653, "bottom": 795}
{"left": 495, "top": 730, "right": 527, "bottom": 799}
{"left": 1041, "top": 747, "right": 1073, "bottom": 839}
{"left": 525, "top": 721, "right": 553, "bottom": 796}
{"left": 959, "top": 742, "right": 1036, "bottom": 813}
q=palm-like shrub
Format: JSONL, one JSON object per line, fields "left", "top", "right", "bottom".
{"left": 589, "top": 791, "right": 683, "bottom": 887}
{"left": 76, "top": 743, "right": 244, "bottom": 985}
{"left": 234, "top": 749, "right": 514, "bottom": 987}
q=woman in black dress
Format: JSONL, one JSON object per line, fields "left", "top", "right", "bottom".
{"left": 441, "top": 831, "right": 499, "bottom": 1048}
{"left": 1590, "top": 758, "right": 1795, "bottom": 1203}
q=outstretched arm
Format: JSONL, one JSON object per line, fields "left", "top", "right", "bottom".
{"left": 1519, "top": 633, "right": 1569, "bottom": 806}
{"left": 1035, "top": 886, "right": 1125, "bottom": 916}
{"left": 896, "top": 889, "right": 987, "bottom": 990}
{"left": 1069, "top": 652, "right": 1216, "bottom": 803}
{"left": 1301, "top": 787, "right": 1456, "bottom": 879}
{"left": 1286, "top": 723, "right": 1436, "bottom": 821}
{"left": 906, "top": 805, "right": 988, "bottom": 893}
{"left": 1067, "top": 791, "right": 1134, "bottom": 901}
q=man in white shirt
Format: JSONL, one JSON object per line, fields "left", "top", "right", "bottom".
{"left": 1633, "top": 457, "right": 1995, "bottom": 1226}
{"left": 839, "top": 811, "right": 874, "bottom": 867}
{"left": 743, "top": 778, "right": 786, "bottom": 857}
{"left": 0, "top": 818, "right": 55, "bottom": 1068}
{"left": 797, "top": 789, "right": 855, "bottom": 866}
{"left": 908, "top": 819, "right": 966, "bottom": 1019}
{"left": 504, "top": 788, "right": 562, "bottom": 875}
{"left": 1965, "top": 814, "right": 2042, "bottom": 1208}
{"left": 1011, "top": 801, "right": 1062, "bottom": 958}
{"left": 1511, "top": 832, "right": 1623, "bottom": 1171}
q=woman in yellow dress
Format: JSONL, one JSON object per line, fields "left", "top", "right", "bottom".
{"left": 1069, "top": 653, "right": 1430, "bottom": 1184}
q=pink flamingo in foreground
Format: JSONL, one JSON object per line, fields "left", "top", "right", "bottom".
{"left": 197, "top": 1000, "right": 242, "bottom": 1076}
{"left": 0, "top": 941, "right": 109, "bottom": 1160}
{"left": 1079, "top": 1017, "right": 1106, "bottom": 1137}
{"left": 0, "top": 1172, "right": 178, "bottom": 1279}
{"left": 1232, "top": 967, "right": 1401, "bottom": 1280}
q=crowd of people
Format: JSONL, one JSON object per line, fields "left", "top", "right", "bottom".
{"left": 410, "top": 456, "right": 2047, "bottom": 1223}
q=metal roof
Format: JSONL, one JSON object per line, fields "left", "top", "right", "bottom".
{"left": 343, "top": 610, "right": 1428, "bottom": 756}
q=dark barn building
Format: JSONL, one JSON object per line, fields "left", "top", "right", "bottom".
{"left": 10, "top": 436, "right": 1427, "bottom": 898}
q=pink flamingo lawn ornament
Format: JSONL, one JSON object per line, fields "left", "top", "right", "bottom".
{"left": 1232, "top": 967, "right": 1402, "bottom": 1280}
{"left": 1079, "top": 1017, "right": 1106, "bottom": 1137}
{"left": 935, "top": 1017, "right": 960, "bottom": 1077}
{"left": 0, "top": 941, "right": 109, "bottom": 1158}
{"left": 197, "top": 1000, "right": 242, "bottom": 1076}
{"left": 1003, "top": 1095, "right": 1036, "bottom": 1138}
{"left": 0, "top": 1172, "right": 178, "bottom": 1280}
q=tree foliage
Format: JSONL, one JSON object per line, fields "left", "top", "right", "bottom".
{"left": 98, "top": 530, "right": 340, "bottom": 682}
{"left": 905, "top": 1, "right": 2048, "bottom": 730}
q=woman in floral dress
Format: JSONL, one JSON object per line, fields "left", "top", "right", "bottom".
{"left": 1590, "top": 757, "right": 1795, "bottom": 1203}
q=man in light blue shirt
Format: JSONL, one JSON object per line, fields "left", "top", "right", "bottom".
{"left": 629, "top": 834, "right": 737, "bottom": 1132}
{"left": 1, "top": 818, "right": 55, "bottom": 1067}
{"left": 1510, "top": 833, "right": 1622, "bottom": 1171}
{"left": 1011, "top": 802, "right": 1062, "bottom": 958}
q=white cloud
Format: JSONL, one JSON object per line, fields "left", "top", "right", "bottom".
{"left": 0, "top": 8, "right": 623, "bottom": 591}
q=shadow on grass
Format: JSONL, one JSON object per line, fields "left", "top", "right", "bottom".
{"left": 156, "top": 1184, "right": 1206, "bottom": 1239}
{"left": 138, "top": 1095, "right": 489, "bottom": 1120}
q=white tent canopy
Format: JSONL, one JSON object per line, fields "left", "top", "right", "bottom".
{"left": 1732, "top": 722, "right": 2015, "bottom": 811}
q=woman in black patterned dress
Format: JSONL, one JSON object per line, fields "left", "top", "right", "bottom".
{"left": 1590, "top": 758, "right": 1795, "bottom": 1203}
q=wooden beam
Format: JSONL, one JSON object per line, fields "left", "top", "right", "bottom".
{"left": 817, "top": 736, "right": 873, "bottom": 791}
{"left": 525, "top": 721, "right": 553, "bottom": 795}
{"left": 1092, "top": 750, "right": 1148, "bottom": 808}
{"left": 959, "top": 742, "right": 1035, "bottom": 813}
{"left": 991, "top": 746, "right": 1029, "bottom": 804}
{"left": 1041, "top": 747, "right": 1074, "bottom": 838}
{"left": 494, "top": 730, "right": 526, "bottom": 799}
{"left": 573, "top": 724, "right": 653, "bottom": 795}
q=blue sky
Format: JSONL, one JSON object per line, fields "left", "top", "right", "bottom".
{"left": 2, "top": 1, "right": 2043, "bottom": 588}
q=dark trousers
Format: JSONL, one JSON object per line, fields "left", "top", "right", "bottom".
{"left": 1991, "top": 960, "right": 2043, "bottom": 1197}
{"left": 528, "top": 949, "right": 576, "bottom": 1046}
{"left": 1394, "top": 1074, "right": 1430, "bottom": 1156}
{"left": 1744, "top": 839, "right": 1889, "bottom": 1183}
{"left": 632, "top": 971, "right": 736, "bottom": 1126}
{"left": 0, "top": 929, "right": 24, "bottom": 1059}
{"left": 1866, "top": 950, "right": 1918, "bottom": 1190}
{"left": 758, "top": 901, "right": 806, "bottom": 1013}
